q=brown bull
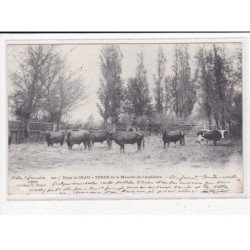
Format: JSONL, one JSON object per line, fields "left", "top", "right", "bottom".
{"left": 162, "top": 130, "right": 185, "bottom": 148}
{"left": 108, "top": 130, "right": 144, "bottom": 153}
{"left": 89, "top": 130, "right": 112, "bottom": 149}
{"left": 108, "top": 123, "right": 146, "bottom": 153}
{"left": 66, "top": 130, "right": 91, "bottom": 150}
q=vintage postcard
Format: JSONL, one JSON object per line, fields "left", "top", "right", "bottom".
{"left": 6, "top": 36, "right": 244, "bottom": 199}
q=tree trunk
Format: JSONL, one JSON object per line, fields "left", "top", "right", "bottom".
{"left": 214, "top": 113, "right": 220, "bottom": 129}
{"left": 228, "top": 122, "right": 231, "bottom": 139}
{"left": 22, "top": 117, "right": 30, "bottom": 139}
{"left": 207, "top": 116, "right": 212, "bottom": 129}
{"left": 221, "top": 106, "right": 226, "bottom": 129}
{"left": 56, "top": 116, "right": 62, "bottom": 131}
{"left": 52, "top": 121, "right": 57, "bottom": 132}
{"left": 104, "top": 118, "right": 107, "bottom": 126}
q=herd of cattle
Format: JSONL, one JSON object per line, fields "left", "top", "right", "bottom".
{"left": 8, "top": 125, "right": 228, "bottom": 153}
{"left": 45, "top": 127, "right": 145, "bottom": 153}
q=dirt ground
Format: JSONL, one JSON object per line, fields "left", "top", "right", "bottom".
{"left": 8, "top": 135, "right": 243, "bottom": 174}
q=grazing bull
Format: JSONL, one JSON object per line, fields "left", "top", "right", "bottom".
{"left": 89, "top": 130, "right": 112, "bottom": 149}
{"left": 66, "top": 130, "right": 91, "bottom": 150}
{"left": 196, "top": 129, "right": 222, "bottom": 145}
{"left": 46, "top": 130, "right": 66, "bottom": 147}
{"left": 8, "top": 132, "right": 13, "bottom": 148}
{"left": 162, "top": 130, "right": 185, "bottom": 148}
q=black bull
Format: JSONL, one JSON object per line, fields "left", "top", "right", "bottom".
{"left": 162, "top": 130, "right": 185, "bottom": 147}
{"left": 108, "top": 131, "right": 145, "bottom": 153}
{"left": 197, "top": 130, "right": 222, "bottom": 145}
{"left": 66, "top": 130, "right": 91, "bottom": 150}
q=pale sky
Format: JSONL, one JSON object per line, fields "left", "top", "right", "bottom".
{"left": 7, "top": 42, "right": 241, "bottom": 123}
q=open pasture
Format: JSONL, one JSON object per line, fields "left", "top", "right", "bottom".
{"left": 8, "top": 135, "right": 243, "bottom": 174}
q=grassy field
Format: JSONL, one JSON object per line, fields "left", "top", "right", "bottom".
{"left": 8, "top": 134, "right": 243, "bottom": 174}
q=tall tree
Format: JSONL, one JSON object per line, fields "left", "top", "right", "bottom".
{"left": 213, "top": 45, "right": 232, "bottom": 129}
{"left": 123, "top": 52, "right": 153, "bottom": 117}
{"left": 10, "top": 45, "right": 86, "bottom": 134}
{"left": 10, "top": 45, "right": 60, "bottom": 137}
{"left": 234, "top": 48, "right": 242, "bottom": 84}
{"left": 170, "top": 46, "right": 196, "bottom": 119}
{"left": 230, "top": 92, "right": 242, "bottom": 137}
{"left": 195, "top": 47, "right": 215, "bottom": 127}
{"left": 225, "top": 47, "right": 242, "bottom": 134}
{"left": 97, "top": 45, "right": 124, "bottom": 125}
{"left": 44, "top": 69, "right": 85, "bottom": 131}
{"left": 196, "top": 44, "right": 238, "bottom": 129}
{"left": 154, "top": 47, "right": 166, "bottom": 114}
{"left": 164, "top": 75, "right": 173, "bottom": 114}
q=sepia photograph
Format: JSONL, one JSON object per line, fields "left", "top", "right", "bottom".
{"left": 7, "top": 38, "right": 243, "bottom": 198}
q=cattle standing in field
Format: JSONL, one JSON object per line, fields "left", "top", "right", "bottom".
{"left": 108, "top": 131, "right": 144, "bottom": 153}
{"left": 196, "top": 129, "right": 222, "bottom": 145}
{"left": 89, "top": 130, "right": 112, "bottom": 149}
{"left": 66, "top": 130, "right": 91, "bottom": 150}
{"left": 46, "top": 130, "right": 66, "bottom": 147}
{"left": 108, "top": 124, "right": 145, "bottom": 153}
{"left": 162, "top": 130, "right": 185, "bottom": 148}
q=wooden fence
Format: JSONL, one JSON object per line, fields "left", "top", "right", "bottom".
{"left": 64, "top": 123, "right": 84, "bottom": 131}
{"left": 115, "top": 122, "right": 204, "bottom": 136}
{"left": 9, "top": 120, "right": 53, "bottom": 144}
{"left": 9, "top": 120, "right": 205, "bottom": 144}
{"left": 158, "top": 123, "right": 204, "bottom": 136}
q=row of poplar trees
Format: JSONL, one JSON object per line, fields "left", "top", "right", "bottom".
{"left": 97, "top": 44, "right": 242, "bottom": 135}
